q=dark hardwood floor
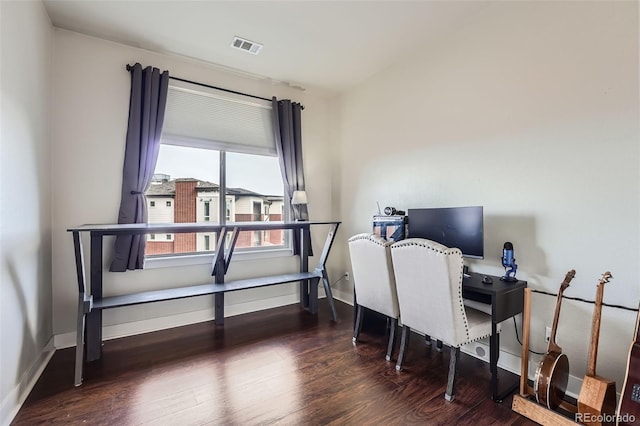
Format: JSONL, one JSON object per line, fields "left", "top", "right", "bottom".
{"left": 13, "top": 300, "right": 537, "bottom": 425}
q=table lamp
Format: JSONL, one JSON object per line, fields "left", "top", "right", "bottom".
{"left": 291, "top": 190, "right": 307, "bottom": 221}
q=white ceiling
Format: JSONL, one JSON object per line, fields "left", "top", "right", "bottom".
{"left": 42, "top": 0, "right": 489, "bottom": 94}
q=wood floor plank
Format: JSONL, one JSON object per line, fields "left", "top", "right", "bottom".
{"left": 12, "top": 300, "right": 537, "bottom": 425}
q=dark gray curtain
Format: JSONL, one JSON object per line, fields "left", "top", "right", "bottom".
{"left": 110, "top": 63, "right": 169, "bottom": 271}
{"left": 272, "top": 97, "right": 312, "bottom": 256}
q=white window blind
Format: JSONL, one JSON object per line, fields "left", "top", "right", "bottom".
{"left": 161, "top": 85, "right": 276, "bottom": 156}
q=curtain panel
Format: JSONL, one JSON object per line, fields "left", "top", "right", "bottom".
{"left": 110, "top": 63, "right": 169, "bottom": 271}
{"left": 272, "top": 97, "right": 312, "bottom": 256}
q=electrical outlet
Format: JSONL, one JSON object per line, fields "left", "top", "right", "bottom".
{"left": 345, "top": 272, "right": 350, "bottom": 281}
{"left": 545, "top": 326, "right": 551, "bottom": 343}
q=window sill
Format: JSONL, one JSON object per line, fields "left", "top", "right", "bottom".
{"left": 143, "top": 247, "right": 294, "bottom": 269}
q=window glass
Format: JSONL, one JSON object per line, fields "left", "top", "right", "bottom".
{"left": 225, "top": 152, "right": 285, "bottom": 249}
{"left": 145, "top": 145, "right": 286, "bottom": 257}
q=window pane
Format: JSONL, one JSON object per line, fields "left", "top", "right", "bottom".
{"left": 145, "top": 145, "right": 221, "bottom": 256}
{"left": 145, "top": 145, "right": 287, "bottom": 256}
{"left": 226, "top": 152, "right": 285, "bottom": 249}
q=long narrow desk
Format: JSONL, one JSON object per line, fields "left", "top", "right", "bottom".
{"left": 68, "top": 220, "right": 340, "bottom": 386}
{"left": 462, "top": 272, "right": 527, "bottom": 402}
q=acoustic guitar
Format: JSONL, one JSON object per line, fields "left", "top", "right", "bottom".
{"left": 578, "top": 272, "right": 616, "bottom": 426}
{"left": 534, "top": 269, "right": 576, "bottom": 409}
{"left": 617, "top": 301, "right": 640, "bottom": 426}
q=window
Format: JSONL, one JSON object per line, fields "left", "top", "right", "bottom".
{"left": 203, "top": 201, "right": 210, "bottom": 221}
{"left": 150, "top": 234, "right": 156, "bottom": 240}
{"left": 144, "top": 83, "right": 288, "bottom": 260}
{"left": 150, "top": 201, "right": 155, "bottom": 207}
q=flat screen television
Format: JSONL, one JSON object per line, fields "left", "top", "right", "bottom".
{"left": 407, "top": 206, "right": 484, "bottom": 259}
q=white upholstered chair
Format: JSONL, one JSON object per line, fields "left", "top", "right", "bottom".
{"left": 348, "top": 233, "right": 400, "bottom": 361}
{"left": 390, "top": 238, "right": 496, "bottom": 401}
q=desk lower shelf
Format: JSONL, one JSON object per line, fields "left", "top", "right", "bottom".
{"left": 92, "top": 271, "right": 322, "bottom": 310}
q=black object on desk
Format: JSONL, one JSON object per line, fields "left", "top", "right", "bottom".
{"left": 462, "top": 272, "right": 527, "bottom": 402}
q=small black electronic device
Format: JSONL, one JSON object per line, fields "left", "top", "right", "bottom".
{"left": 384, "top": 206, "right": 405, "bottom": 216}
{"left": 482, "top": 275, "right": 493, "bottom": 284}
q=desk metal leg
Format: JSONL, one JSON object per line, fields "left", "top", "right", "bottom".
{"left": 75, "top": 295, "right": 86, "bottom": 386}
{"left": 489, "top": 323, "right": 519, "bottom": 402}
{"left": 320, "top": 269, "right": 338, "bottom": 322}
{"left": 314, "top": 223, "right": 340, "bottom": 322}
{"left": 213, "top": 229, "right": 227, "bottom": 326}
{"left": 86, "top": 234, "right": 103, "bottom": 362}
{"left": 299, "top": 228, "right": 310, "bottom": 310}
{"left": 309, "top": 277, "right": 319, "bottom": 314}
{"left": 490, "top": 323, "right": 499, "bottom": 400}
{"left": 214, "top": 294, "right": 225, "bottom": 326}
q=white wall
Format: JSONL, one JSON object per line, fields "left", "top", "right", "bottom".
{"left": 52, "top": 30, "right": 337, "bottom": 342}
{"left": 335, "top": 1, "right": 639, "bottom": 395}
{"left": 0, "top": 1, "right": 53, "bottom": 423}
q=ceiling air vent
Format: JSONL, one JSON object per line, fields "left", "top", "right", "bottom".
{"left": 231, "top": 36, "right": 263, "bottom": 55}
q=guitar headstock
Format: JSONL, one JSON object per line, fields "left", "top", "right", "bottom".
{"left": 598, "top": 271, "right": 613, "bottom": 286}
{"left": 560, "top": 269, "right": 576, "bottom": 292}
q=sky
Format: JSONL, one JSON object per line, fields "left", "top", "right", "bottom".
{"left": 154, "top": 144, "right": 284, "bottom": 195}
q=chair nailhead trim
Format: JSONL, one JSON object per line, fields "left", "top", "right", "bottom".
{"left": 348, "top": 233, "right": 392, "bottom": 247}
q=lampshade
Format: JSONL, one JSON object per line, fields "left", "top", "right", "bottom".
{"left": 291, "top": 190, "right": 308, "bottom": 205}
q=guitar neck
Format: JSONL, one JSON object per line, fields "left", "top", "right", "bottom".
{"left": 586, "top": 283, "right": 605, "bottom": 376}
{"left": 548, "top": 289, "right": 565, "bottom": 353}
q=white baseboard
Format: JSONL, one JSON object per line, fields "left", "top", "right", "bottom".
{"left": 1, "top": 338, "right": 55, "bottom": 426}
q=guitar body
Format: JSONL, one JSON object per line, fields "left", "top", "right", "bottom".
{"left": 534, "top": 350, "right": 570, "bottom": 409}
{"left": 534, "top": 269, "right": 575, "bottom": 410}
{"left": 578, "top": 375, "right": 617, "bottom": 425}
{"left": 617, "top": 308, "right": 640, "bottom": 426}
{"left": 578, "top": 272, "right": 616, "bottom": 425}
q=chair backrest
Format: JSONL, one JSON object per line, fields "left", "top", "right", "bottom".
{"left": 347, "top": 233, "right": 400, "bottom": 319}
{"left": 390, "top": 238, "right": 468, "bottom": 347}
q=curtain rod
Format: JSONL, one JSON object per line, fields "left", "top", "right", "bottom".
{"left": 170, "top": 75, "right": 271, "bottom": 103}
{"left": 125, "top": 64, "right": 303, "bottom": 108}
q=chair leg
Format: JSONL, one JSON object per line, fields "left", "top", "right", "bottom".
{"left": 386, "top": 318, "right": 398, "bottom": 361}
{"left": 445, "top": 346, "right": 460, "bottom": 401}
{"left": 395, "top": 325, "right": 410, "bottom": 371}
{"left": 74, "top": 296, "right": 86, "bottom": 387}
{"left": 352, "top": 305, "right": 364, "bottom": 343}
